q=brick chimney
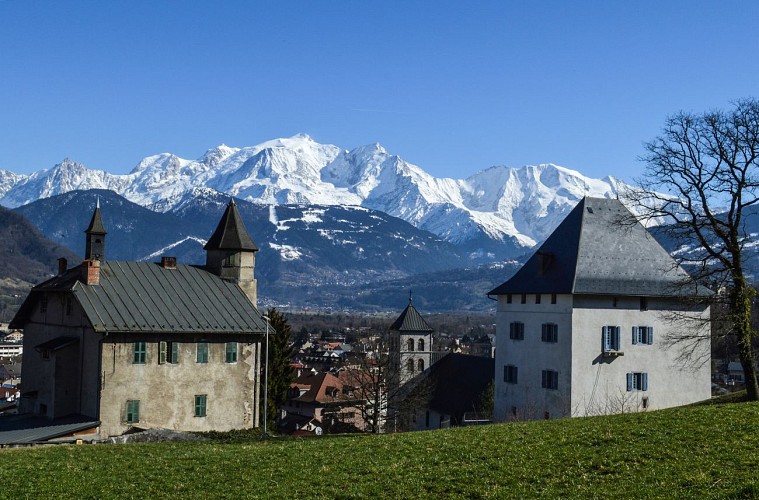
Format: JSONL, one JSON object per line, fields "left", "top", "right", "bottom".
{"left": 81, "top": 259, "right": 101, "bottom": 285}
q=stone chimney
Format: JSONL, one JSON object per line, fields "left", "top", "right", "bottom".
{"left": 58, "top": 257, "right": 68, "bottom": 275}
{"left": 160, "top": 256, "right": 177, "bottom": 269}
{"left": 81, "top": 259, "right": 101, "bottom": 285}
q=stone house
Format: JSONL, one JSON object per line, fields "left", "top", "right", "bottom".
{"left": 488, "top": 197, "right": 711, "bottom": 421}
{"left": 10, "top": 199, "right": 267, "bottom": 437}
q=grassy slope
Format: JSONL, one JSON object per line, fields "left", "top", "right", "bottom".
{"left": 2, "top": 402, "right": 758, "bottom": 499}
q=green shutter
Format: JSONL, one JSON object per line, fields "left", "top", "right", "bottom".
{"left": 159, "top": 341, "right": 167, "bottom": 364}
{"left": 171, "top": 342, "right": 179, "bottom": 364}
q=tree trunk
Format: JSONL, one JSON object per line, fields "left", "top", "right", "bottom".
{"left": 732, "top": 280, "right": 758, "bottom": 400}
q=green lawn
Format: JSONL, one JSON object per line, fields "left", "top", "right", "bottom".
{"left": 2, "top": 402, "right": 758, "bottom": 499}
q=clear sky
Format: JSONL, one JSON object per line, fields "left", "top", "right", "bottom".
{"left": 1, "top": 1, "right": 757, "bottom": 182}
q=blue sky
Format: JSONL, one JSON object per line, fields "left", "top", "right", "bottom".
{"left": 1, "top": 1, "right": 757, "bottom": 181}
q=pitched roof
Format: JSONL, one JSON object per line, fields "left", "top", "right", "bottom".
{"left": 84, "top": 205, "right": 107, "bottom": 235}
{"left": 389, "top": 299, "right": 434, "bottom": 333}
{"left": 203, "top": 199, "right": 258, "bottom": 252}
{"left": 10, "top": 261, "right": 267, "bottom": 334}
{"left": 405, "top": 353, "right": 494, "bottom": 424}
{"left": 488, "top": 197, "right": 711, "bottom": 297}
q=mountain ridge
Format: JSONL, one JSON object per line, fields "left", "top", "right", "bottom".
{"left": 0, "top": 134, "right": 624, "bottom": 257}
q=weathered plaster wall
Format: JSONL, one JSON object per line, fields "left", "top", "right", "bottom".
{"left": 98, "top": 334, "right": 261, "bottom": 437}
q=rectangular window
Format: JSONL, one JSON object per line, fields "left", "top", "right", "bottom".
{"left": 503, "top": 365, "right": 518, "bottom": 384}
{"left": 126, "top": 399, "right": 140, "bottom": 423}
{"left": 196, "top": 342, "right": 209, "bottom": 363}
{"left": 195, "top": 395, "right": 207, "bottom": 417}
{"left": 541, "top": 370, "right": 558, "bottom": 390}
{"left": 158, "top": 341, "right": 178, "bottom": 364}
{"left": 627, "top": 372, "right": 649, "bottom": 391}
{"left": 509, "top": 322, "right": 525, "bottom": 340}
{"left": 225, "top": 342, "right": 238, "bottom": 363}
{"left": 602, "top": 326, "right": 621, "bottom": 352}
{"left": 541, "top": 323, "right": 558, "bottom": 343}
{"left": 133, "top": 341, "right": 146, "bottom": 364}
{"left": 535, "top": 294, "right": 541, "bottom": 304}
{"left": 551, "top": 294, "right": 557, "bottom": 304}
{"left": 632, "top": 326, "right": 654, "bottom": 345}
{"left": 506, "top": 294, "right": 512, "bottom": 304}
{"left": 520, "top": 294, "right": 527, "bottom": 304}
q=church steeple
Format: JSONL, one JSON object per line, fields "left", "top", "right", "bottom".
{"left": 84, "top": 197, "right": 107, "bottom": 262}
{"left": 204, "top": 199, "right": 259, "bottom": 306}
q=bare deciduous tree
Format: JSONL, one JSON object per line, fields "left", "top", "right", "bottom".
{"left": 626, "top": 98, "right": 759, "bottom": 400}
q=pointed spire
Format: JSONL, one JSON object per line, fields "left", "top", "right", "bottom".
{"left": 390, "top": 295, "right": 433, "bottom": 332}
{"left": 84, "top": 198, "right": 107, "bottom": 261}
{"left": 203, "top": 199, "right": 258, "bottom": 251}
{"left": 85, "top": 200, "right": 106, "bottom": 235}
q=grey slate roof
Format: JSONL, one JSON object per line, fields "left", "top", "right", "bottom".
{"left": 85, "top": 206, "right": 106, "bottom": 235}
{"left": 390, "top": 299, "right": 434, "bottom": 332}
{"left": 11, "top": 261, "right": 267, "bottom": 334}
{"left": 0, "top": 414, "right": 99, "bottom": 444}
{"left": 203, "top": 199, "right": 258, "bottom": 252}
{"left": 488, "top": 197, "right": 711, "bottom": 297}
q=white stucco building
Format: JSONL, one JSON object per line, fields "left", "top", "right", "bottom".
{"left": 488, "top": 197, "right": 711, "bottom": 421}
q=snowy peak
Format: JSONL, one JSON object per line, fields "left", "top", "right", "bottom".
{"left": 0, "top": 135, "right": 626, "bottom": 257}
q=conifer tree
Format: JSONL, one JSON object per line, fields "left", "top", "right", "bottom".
{"left": 262, "top": 308, "right": 295, "bottom": 432}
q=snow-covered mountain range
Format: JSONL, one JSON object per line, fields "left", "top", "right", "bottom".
{"left": 0, "top": 134, "right": 625, "bottom": 255}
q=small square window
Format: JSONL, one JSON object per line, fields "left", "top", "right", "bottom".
{"left": 225, "top": 342, "right": 238, "bottom": 363}
{"left": 506, "top": 294, "right": 512, "bottom": 304}
{"left": 195, "top": 395, "right": 207, "bottom": 417}
{"left": 541, "top": 323, "right": 558, "bottom": 343}
{"left": 520, "top": 294, "right": 527, "bottom": 304}
{"left": 535, "top": 294, "right": 541, "bottom": 304}
{"left": 551, "top": 294, "right": 557, "bottom": 304}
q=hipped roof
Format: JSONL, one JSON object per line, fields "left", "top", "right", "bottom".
{"left": 389, "top": 300, "right": 434, "bottom": 333}
{"left": 488, "top": 197, "right": 711, "bottom": 297}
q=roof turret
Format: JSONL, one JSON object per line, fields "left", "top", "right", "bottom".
{"left": 203, "top": 199, "right": 258, "bottom": 252}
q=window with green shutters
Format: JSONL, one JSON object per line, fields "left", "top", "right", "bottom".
{"left": 195, "top": 395, "right": 207, "bottom": 417}
{"left": 159, "top": 341, "right": 179, "bottom": 364}
{"left": 126, "top": 399, "right": 140, "bottom": 423}
{"left": 225, "top": 342, "right": 238, "bottom": 363}
{"left": 196, "top": 342, "right": 209, "bottom": 363}
{"left": 133, "top": 342, "right": 146, "bottom": 364}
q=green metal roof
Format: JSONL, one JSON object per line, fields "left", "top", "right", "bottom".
{"left": 12, "top": 261, "right": 267, "bottom": 335}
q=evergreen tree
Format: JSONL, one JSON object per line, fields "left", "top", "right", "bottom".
{"left": 262, "top": 308, "right": 295, "bottom": 432}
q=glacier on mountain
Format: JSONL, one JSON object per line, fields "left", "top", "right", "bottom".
{"left": 0, "top": 134, "right": 623, "bottom": 252}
